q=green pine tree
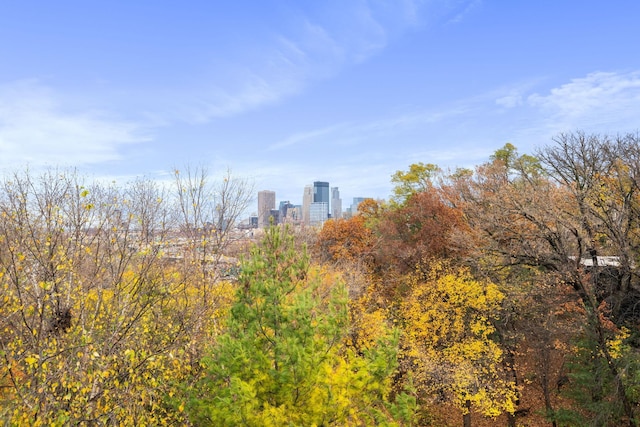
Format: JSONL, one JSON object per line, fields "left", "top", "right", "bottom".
{"left": 186, "top": 225, "right": 415, "bottom": 426}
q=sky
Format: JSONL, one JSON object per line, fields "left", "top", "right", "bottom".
{"left": 2, "top": 1, "right": 640, "bottom": 211}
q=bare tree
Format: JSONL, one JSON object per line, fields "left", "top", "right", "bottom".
{"left": 172, "top": 165, "right": 252, "bottom": 287}
{"left": 441, "top": 133, "right": 640, "bottom": 425}
{"left": 0, "top": 169, "right": 211, "bottom": 424}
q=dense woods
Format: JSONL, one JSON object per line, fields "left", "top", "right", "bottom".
{"left": 3, "top": 132, "right": 640, "bottom": 426}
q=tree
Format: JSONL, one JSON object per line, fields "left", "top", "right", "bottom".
{"left": 172, "top": 165, "right": 253, "bottom": 295}
{"left": 0, "top": 169, "right": 234, "bottom": 425}
{"left": 375, "top": 187, "right": 469, "bottom": 277}
{"left": 391, "top": 163, "right": 440, "bottom": 205}
{"left": 171, "top": 165, "right": 253, "bottom": 352}
{"left": 439, "top": 135, "right": 640, "bottom": 425}
{"left": 187, "top": 225, "right": 415, "bottom": 426}
{"left": 536, "top": 132, "right": 640, "bottom": 321}
{"left": 399, "top": 262, "right": 517, "bottom": 427}
{"left": 315, "top": 215, "right": 374, "bottom": 265}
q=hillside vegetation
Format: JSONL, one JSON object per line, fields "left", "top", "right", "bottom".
{"left": 3, "top": 132, "right": 640, "bottom": 426}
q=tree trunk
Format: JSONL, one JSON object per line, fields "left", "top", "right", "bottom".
{"left": 503, "top": 345, "right": 519, "bottom": 427}
{"left": 463, "top": 399, "right": 472, "bottom": 427}
{"left": 539, "top": 344, "right": 558, "bottom": 427}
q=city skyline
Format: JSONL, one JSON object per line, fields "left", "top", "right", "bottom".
{"left": 255, "top": 181, "right": 365, "bottom": 224}
{"left": 2, "top": 2, "right": 640, "bottom": 206}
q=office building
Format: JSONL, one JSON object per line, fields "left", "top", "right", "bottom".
{"left": 313, "top": 181, "right": 330, "bottom": 205}
{"left": 331, "top": 187, "right": 342, "bottom": 219}
{"left": 279, "top": 201, "right": 295, "bottom": 224}
{"left": 302, "top": 185, "right": 313, "bottom": 226}
{"left": 269, "top": 209, "right": 280, "bottom": 225}
{"left": 287, "top": 205, "right": 302, "bottom": 222}
{"left": 309, "top": 202, "right": 329, "bottom": 227}
{"left": 313, "top": 181, "right": 330, "bottom": 223}
{"left": 257, "top": 190, "right": 276, "bottom": 228}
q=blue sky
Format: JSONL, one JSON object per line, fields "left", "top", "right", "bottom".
{"left": 1, "top": 1, "right": 640, "bottom": 208}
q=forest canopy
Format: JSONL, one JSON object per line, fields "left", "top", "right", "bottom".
{"left": 3, "top": 132, "right": 640, "bottom": 426}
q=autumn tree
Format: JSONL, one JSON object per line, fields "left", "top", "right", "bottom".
{"left": 187, "top": 225, "right": 415, "bottom": 426}
{"left": 399, "top": 262, "right": 517, "bottom": 427}
{"left": 170, "top": 165, "right": 253, "bottom": 361}
{"left": 172, "top": 165, "right": 253, "bottom": 294}
{"left": 0, "top": 169, "right": 235, "bottom": 424}
{"left": 315, "top": 215, "right": 374, "bottom": 265}
{"left": 439, "top": 135, "right": 640, "bottom": 425}
{"left": 536, "top": 132, "right": 640, "bottom": 321}
{"left": 374, "top": 183, "right": 469, "bottom": 278}
{"left": 535, "top": 133, "right": 640, "bottom": 425}
{"left": 391, "top": 162, "right": 440, "bottom": 205}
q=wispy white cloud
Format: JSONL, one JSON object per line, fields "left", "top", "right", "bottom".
{"left": 181, "top": 22, "right": 336, "bottom": 123}
{"left": 269, "top": 123, "right": 350, "bottom": 150}
{"left": 188, "top": 73, "right": 293, "bottom": 122}
{"left": 189, "top": 0, "right": 478, "bottom": 122}
{"left": 268, "top": 70, "right": 640, "bottom": 185}
{"left": 237, "top": 70, "right": 640, "bottom": 204}
{"left": 527, "top": 71, "right": 640, "bottom": 133}
{"left": 495, "top": 91, "right": 524, "bottom": 108}
{"left": 0, "top": 80, "right": 149, "bottom": 169}
{"left": 446, "top": 0, "right": 483, "bottom": 25}
{"left": 479, "top": 71, "right": 640, "bottom": 157}
{"left": 269, "top": 97, "right": 477, "bottom": 151}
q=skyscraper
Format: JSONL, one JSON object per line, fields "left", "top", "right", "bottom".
{"left": 313, "top": 181, "right": 329, "bottom": 221}
{"left": 331, "top": 187, "right": 342, "bottom": 219}
{"left": 309, "top": 202, "right": 329, "bottom": 227}
{"left": 302, "top": 185, "right": 313, "bottom": 226}
{"left": 257, "top": 190, "right": 276, "bottom": 228}
{"left": 313, "top": 181, "right": 329, "bottom": 204}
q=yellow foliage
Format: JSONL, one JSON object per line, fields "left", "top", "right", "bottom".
{"left": 349, "top": 290, "right": 393, "bottom": 351}
{"left": 400, "top": 261, "right": 516, "bottom": 418}
{"left": 0, "top": 256, "right": 235, "bottom": 425}
{"left": 607, "top": 326, "right": 630, "bottom": 360}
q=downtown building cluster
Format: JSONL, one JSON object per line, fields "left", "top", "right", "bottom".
{"left": 254, "top": 181, "right": 368, "bottom": 228}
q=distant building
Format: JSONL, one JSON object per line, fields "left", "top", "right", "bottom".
{"left": 287, "top": 205, "right": 302, "bottom": 222}
{"left": 313, "top": 181, "right": 330, "bottom": 223}
{"left": 570, "top": 256, "right": 623, "bottom": 267}
{"left": 351, "top": 197, "right": 367, "bottom": 214}
{"left": 237, "top": 216, "right": 258, "bottom": 230}
{"left": 331, "top": 187, "right": 342, "bottom": 219}
{"left": 279, "top": 201, "right": 294, "bottom": 224}
{"left": 269, "top": 209, "right": 280, "bottom": 226}
{"left": 302, "top": 185, "right": 313, "bottom": 226}
{"left": 310, "top": 202, "right": 329, "bottom": 227}
{"left": 257, "top": 190, "right": 276, "bottom": 228}
{"left": 314, "top": 181, "right": 330, "bottom": 206}
{"left": 278, "top": 201, "right": 299, "bottom": 224}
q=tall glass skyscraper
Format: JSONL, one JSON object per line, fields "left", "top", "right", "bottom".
{"left": 313, "top": 181, "right": 329, "bottom": 204}
{"left": 313, "top": 181, "right": 330, "bottom": 221}
{"left": 309, "top": 202, "right": 329, "bottom": 227}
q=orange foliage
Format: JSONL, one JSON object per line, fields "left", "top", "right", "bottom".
{"left": 315, "top": 216, "right": 374, "bottom": 264}
{"left": 375, "top": 189, "right": 469, "bottom": 274}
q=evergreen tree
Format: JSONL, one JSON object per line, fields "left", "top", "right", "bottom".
{"left": 187, "top": 225, "right": 415, "bottom": 426}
